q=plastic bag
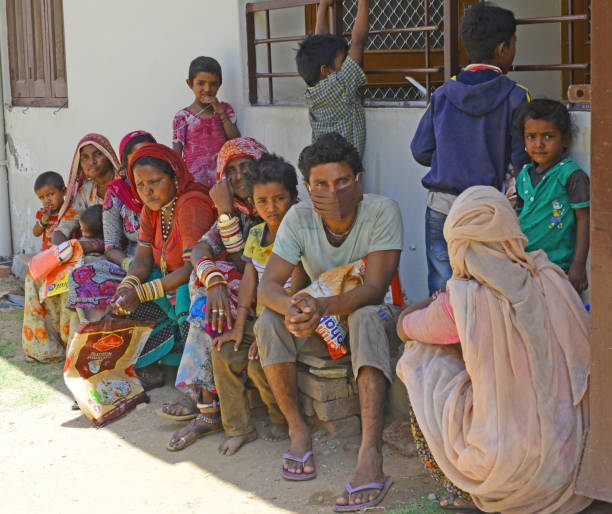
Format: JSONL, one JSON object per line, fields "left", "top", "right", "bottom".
{"left": 301, "top": 259, "right": 405, "bottom": 359}
{"left": 63, "top": 317, "right": 154, "bottom": 426}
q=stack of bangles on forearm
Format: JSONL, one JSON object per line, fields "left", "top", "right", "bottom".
{"left": 118, "top": 275, "right": 165, "bottom": 302}
{"left": 119, "top": 274, "right": 141, "bottom": 290}
{"left": 217, "top": 215, "right": 244, "bottom": 253}
{"left": 196, "top": 258, "right": 228, "bottom": 292}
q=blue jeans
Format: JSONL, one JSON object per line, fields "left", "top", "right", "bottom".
{"left": 425, "top": 207, "right": 452, "bottom": 295}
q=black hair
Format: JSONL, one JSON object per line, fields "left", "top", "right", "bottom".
{"left": 460, "top": 2, "right": 516, "bottom": 62}
{"left": 188, "top": 56, "right": 222, "bottom": 84}
{"left": 121, "top": 134, "right": 156, "bottom": 168}
{"left": 34, "top": 171, "right": 65, "bottom": 192}
{"left": 131, "top": 156, "right": 175, "bottom": 178}
{"left": 296, "top": 34, "right": 349, "bottom": 87}
{"left": 79, "top": 204, "right": 104, "bottom": 239}
{"left": 298, "top": 132, "right": 363, "bottom": 182}
{"left": 517, "top": 98, "right": 572, "bottom": 140}
{"left": 244, "top": 153, "right": 299, "bottom": 199}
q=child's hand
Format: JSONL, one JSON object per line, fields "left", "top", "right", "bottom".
{"left": 212, "top": 325, "right": 244, "bottom": 352}
{"left": 248, "top": 340, "right": 259, "bottom": 360}
{"left": 568, "top": 262, "right": 588, "bottom": 294}
{"left": 200, "top": 95, "right": 224, "bottom": 114}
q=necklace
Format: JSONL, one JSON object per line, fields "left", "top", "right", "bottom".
{"left": 323, "top": 218, "right": 354, "bottom": 240}
{"left": 161, "top": 197, "right": 176, "bottom": 241}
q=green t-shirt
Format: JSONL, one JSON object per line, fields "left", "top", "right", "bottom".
{"left": 272, "top": 194, "right": 403, "bottom": 281}
{"left": 517, "top": 157, "right": 590, "bottom": 269}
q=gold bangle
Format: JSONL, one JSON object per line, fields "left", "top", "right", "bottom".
{"left": 205, "top": 271, "right": 226, "bottom": 289}
{"left": 206, "top": 280, "right": 228, "bottom": 292}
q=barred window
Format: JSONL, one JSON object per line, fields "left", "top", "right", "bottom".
{"left": 343, "top": 0, "right": 445, "bottom": 102}
{"left": 246, "top": 1, "right": 591, "bottom": 108}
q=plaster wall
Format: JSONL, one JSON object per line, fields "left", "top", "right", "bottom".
{"left": 0, "top": 0, "right": 591, "bottom": 302}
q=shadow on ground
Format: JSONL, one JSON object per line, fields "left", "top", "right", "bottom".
{"left": 0, "top": 306, "right": 447, "bottom": 514}
{"left": 1, "top": 304, "right": 610, "bottom": 514}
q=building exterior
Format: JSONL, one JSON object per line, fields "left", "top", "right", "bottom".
{"left": 0, "top": 0, "right": 591, "bottom": 305}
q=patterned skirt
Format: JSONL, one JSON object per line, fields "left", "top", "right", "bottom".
{"left": 22, "top": 274, "right": 71, "bottom": 363}
{"left": 407, "top": 404, "right": 472, "bottom": 503}
{"left": 66, "top": 259, "right": 125, "bottom": 309}
{"left": 129, "top": 268, "right": 191, "bottom": 368}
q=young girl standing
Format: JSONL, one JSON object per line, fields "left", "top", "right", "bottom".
{"left": 172, "top": 56, "right": 240, "bottom": 190}
{"left": 516, "top": 99, "right": 590, "bottom": 293}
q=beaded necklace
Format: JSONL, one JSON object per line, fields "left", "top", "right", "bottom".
{"left": 160, "top": 197, "right": 176, "bottom": 275}
{"left": 161, "top": 197, "right": 176, "bottom": 241}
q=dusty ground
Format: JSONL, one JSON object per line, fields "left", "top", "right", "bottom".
{"left": 1, "top": 273, "right": 610, "bottom": 514}
{"left": 0, "top": 283, "right": 444, "bottom": 514}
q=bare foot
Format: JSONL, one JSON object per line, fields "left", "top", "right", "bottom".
{"left": 283, "top": 424, "right": 315, "bottom": 476}
{"left": 262, "top": 423, "right": 288, "bottom": 442}
{"left": 167, "top": 414, "right": 222, "bottom": 451}
{"left": 218, "top": 430, "right": 257, "bottom": 456}
{"left": 335, "top": 444, "right": 386, "bottom": 507}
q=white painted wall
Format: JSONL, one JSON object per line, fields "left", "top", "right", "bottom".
{"left": 0, "top": 0, "right": 591, "bottom": 303}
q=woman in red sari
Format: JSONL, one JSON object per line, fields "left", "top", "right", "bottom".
{"left": 110, "top": 144, "right": 215, "bottom": 367}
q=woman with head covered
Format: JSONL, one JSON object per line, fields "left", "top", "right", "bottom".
{"left": 397, "top": 186, "right": 591, "bottom": 513}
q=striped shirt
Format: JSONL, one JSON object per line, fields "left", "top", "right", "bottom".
{"left": 305, "top": 55, "right": 366, "bottom": 156}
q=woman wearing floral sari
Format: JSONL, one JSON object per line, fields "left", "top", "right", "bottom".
{"left": 396, "top": 186, "right": 591, "bottom": 513}
{"left": 22, "top": 134, "right": 119, "bottom": 362}
{"left": 66, "top": 131, "right": 165, "bottom": 387}
{"left": 67, "top": 131, "right": 156, "bottom": 313}
{"left": 110, "top": 143, "right": 215, "bottom": 368}
{"left": 159, "top": 137, "right": 268, "bottom": 450}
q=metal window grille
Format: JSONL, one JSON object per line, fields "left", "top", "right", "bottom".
{"left": 245, "top": 0, "right": 591, "bottom": 108}
{"left": 342, "top": 0, "right": 444, "bottom": 102}
{"left": 342, "top": 0, "right": 444, "bottom": 50}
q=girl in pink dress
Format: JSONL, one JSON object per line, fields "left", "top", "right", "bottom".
{"left": 172, "top": 56, "right": 240, "bottom": 190}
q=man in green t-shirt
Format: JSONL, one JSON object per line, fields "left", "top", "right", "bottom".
{"left": 256, "top": 133, "right": 403, "bottom": 511}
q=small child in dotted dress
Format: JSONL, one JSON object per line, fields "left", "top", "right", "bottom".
{"left": 172, "top": 56, "right": 240, "bottom": 190}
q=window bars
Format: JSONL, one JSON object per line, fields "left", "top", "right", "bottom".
{"left": 245, "top": 0, "right": 590, "bottom": 106}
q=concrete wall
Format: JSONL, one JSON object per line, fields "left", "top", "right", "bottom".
{"left": 0, "top": 0, "right": 591, "bottom": 303}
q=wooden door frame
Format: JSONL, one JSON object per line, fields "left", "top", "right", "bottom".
{"left": 574, "top": 0, "right": 612, "bottom": 503}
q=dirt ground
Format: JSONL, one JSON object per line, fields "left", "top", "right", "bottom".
{"left": 1, "top": 273, "right": 610, "bottom": 514}
{"left": 0, "top": 269, "right": 444, "bottom": 514}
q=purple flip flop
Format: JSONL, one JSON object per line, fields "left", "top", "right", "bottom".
{"left": 333, "top": 475, "right": 393, "bottom": 512}
{"left": 281, "top": 450, "right": 317, "bottom": 481}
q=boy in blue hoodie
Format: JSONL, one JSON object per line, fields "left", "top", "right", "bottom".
{"left": 411, "top": 2, "right": 530, "bottom": 295}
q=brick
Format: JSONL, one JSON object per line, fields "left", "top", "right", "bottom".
{"left": 319, "top": 415, "right": 361, "bottom": 438}
{"left": 299, "top": 393, "right": 315, "bottom": 417}
{"left": 0, "top": 265, "right": 10, "bottom": 278}
{"left": 312, "top": 395, "right": 360, "bottom": 422}
{"left": 297, "top": 370, "right": 351, "bottom": 402}
{"left": 297, "top": 352, "right": 351, "bottom": 369}
{"left": 309, "top": 366, "right": 349, "bottom": 379}
{"left": 386, "top": 369, "right": 411, "bottom": 419}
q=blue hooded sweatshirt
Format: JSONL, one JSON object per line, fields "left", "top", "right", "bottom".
{"left": 411, "top": 69, "right": 530, "bottom": 196}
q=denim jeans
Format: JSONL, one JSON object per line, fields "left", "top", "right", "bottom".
{"left": 425, "top": 207, "right": 452, "bottom": 295}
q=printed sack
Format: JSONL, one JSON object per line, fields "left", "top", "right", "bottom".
{"left": 64, "top": 318, "right": 154, "bottom": 426}
{"left": 302, "top": 259, "right": 405, "bottom": 359}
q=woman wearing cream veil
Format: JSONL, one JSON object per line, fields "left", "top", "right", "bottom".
{"left": 397, "top": 186, "right": 591, "bottom": 513}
